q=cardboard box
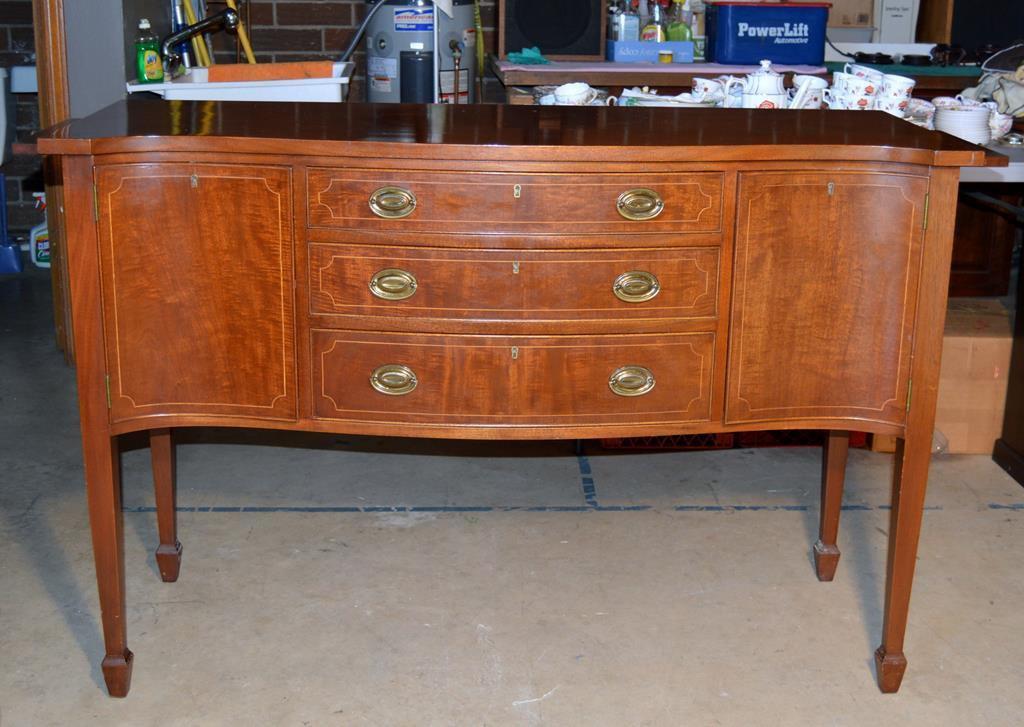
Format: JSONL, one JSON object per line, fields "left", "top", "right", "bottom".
{"left": 872, "top": 299, "right": 1013, "bottom": 455}
{"left": 789, "top": 0, "right": 874, "bottom": 28}
{"left": 935, "top": 299, "right": 1013, "bottom": 454}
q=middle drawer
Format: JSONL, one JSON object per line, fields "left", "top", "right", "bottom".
{"left": 309, "top": 243, "right": 720, "bottom": 321}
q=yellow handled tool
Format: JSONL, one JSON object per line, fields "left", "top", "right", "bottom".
{"left": 182, "top": 0, "right": 212, "bottom": 67}
{"left": 225, "top": 0, "right": 257, "bottom": 64}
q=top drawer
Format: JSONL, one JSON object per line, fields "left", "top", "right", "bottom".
{"left": 308, "top": 168, "right": 724, "bottom": 235}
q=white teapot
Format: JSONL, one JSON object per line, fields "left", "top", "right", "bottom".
{"left": 726, "top": 59, "right": 789, "bottom": 109}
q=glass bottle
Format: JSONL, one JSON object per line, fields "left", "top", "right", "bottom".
{"left": 622, "top": 2, "right": 641, "bottom": 42}
{"left": 666, "top": 0, "right": 693, "bottom": 43}
{"left": 608, "top": 0, "right": 621, "bottom": 40}
{"left": 637, "top": 0, "right": 650, "bottom": 32}
{"left": 611, "top": 0, "right": 641, "bottom": 42}
{"left": 641, "top": 0, "right": 667, "bottom": 42}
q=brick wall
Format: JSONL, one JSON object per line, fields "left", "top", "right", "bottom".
{"left": 0, "top": 0, "right": 504, "bottom": 234}
{"left": 0, "top": 0, "right": 43, "bottom": 236}
{"left": 216, "top": 0, "right": 498, "bottom": 101}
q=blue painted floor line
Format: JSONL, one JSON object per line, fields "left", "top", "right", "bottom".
{"left": 114, "top": 503, "right": 1008, "bottom": 514}
{"left": 577, "top": 453, "right": 599, "bottom": 508}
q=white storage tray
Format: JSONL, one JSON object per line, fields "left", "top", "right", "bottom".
{"left": 127, "top": 62, "right": 353, "bottom": 103}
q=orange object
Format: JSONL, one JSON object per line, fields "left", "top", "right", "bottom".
{"left": 206, "top": 61, "right": 334, "bottom": 83}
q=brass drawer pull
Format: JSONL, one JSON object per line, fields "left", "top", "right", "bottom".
{"left": 369, "top": 186, "right": 416, "bottom": 219}
{"left": 616, "top": 188, "right": 664, "bottom": 221}
{"left": 370, "top": 364, "right": 418, "bottom": 396}
{"left": 608, "top": 365, "right": 656, "bottom": 397}
{"left": 613, "top": 270, "right": 660, "bottom": 303}
{"left": 369, "top": 268, "right": 418, "bottom": 300}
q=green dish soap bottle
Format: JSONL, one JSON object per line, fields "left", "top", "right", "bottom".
{"left": 135, "top": 19, "right": 164, "bottom": 84}
{"left": 666, "top": 0, "right": 693, "bottom": 43}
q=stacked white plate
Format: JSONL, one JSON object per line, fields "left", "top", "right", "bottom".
{"left": 934, "top": 107, "right": 992, "bottom": 145}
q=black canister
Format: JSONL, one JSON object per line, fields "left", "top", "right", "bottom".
{"left": 399, "top": 51, "right": 434, "bottom": 103}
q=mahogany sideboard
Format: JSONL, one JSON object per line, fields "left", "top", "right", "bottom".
{"left": 39, "top": 100, "right": 995, "bottom": 697}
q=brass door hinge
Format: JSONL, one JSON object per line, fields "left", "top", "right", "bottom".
{"left": 105, "top": 374, "right": 112, "bottom": 409}
{"left": 906, "top": 379, "right": 913, "bottom": 412}
{"left": 922, "top": 194, "right": 929, "bottom": 231}
{"left": 92, "top": 184, "right": 99, "bottom": 222}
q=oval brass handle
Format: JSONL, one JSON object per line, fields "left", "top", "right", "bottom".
{"left": 369, "top": 268, "right": 418, "bottom": 301}
{"left": 370, "top": 364, "right": 418, "bottom": 396}
{"left": 608, "top": 366, "right": 656, "bottom": 397}
{"left": 616, "top": 188, "right": 664, "bottom": 221}
{"left": 369, "top": 186, "right": 416, "bottom": 219}
{"left": 613, "top": 270, "right": 660, "bottom": 303}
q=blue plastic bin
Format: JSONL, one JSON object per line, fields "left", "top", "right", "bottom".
{"left": 706, "top": 2, "right": 830, "bottom": 66}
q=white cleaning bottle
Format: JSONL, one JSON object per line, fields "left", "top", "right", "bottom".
{"left": 29, "top": 192, "right": 49, "bottom": 268}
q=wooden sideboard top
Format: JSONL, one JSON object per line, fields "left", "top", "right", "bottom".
{"left": 39, "top": 99, "right": 997, "bottom": 168}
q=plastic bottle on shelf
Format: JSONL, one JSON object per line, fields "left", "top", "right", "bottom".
{"left": 637, "top": 0, "right": 650, "bottom": 32}
{"left": 135, "top": 18, "right": 164, "bottom": 84}
{"left": 641, "top": 0, "right": 667, "bottom": 42}
{"left": 611, "top": 0, "right": 641, "bottom": 42}
{"left": 691, "top": 0, "right": 707, "bottom": 61}
{"left": 666, "top": 0, "right": 693, "bottom": 42}
{"left": 29, "top": 192, "right": 49, "bottom": 269}
{"left": 622, "top": 3, "right": 641, "bottom": 41}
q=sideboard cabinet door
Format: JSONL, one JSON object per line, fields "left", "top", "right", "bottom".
{"left": 95, "top": 163, "right": 296, "bottom": 423}
{"left": 726, "top": 171, "right": 927, "bottom": 426}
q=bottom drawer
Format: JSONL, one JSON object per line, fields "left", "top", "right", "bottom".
{"left": 312, "top": 330, "right": 715, "bottom": 425}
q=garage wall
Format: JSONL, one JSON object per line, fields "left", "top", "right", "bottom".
{"left": 0, "top": 0, "right": 41, "bottom": 235}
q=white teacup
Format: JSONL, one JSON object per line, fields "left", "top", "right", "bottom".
{"left": 788, "top": 75, "right": 828, "bottom": 109}
{"left": 720, "top": 76, "right": 744, "bottom": 108}
{"left": 991, "top": 112, "right": 1014, "bottom": 138}
{"left": 789, "top": 86, "right": 824, "bottom": 109}
{"left": 554, "top": 82, "right": 597, "bottom": 105}
{"left": 832, "top": 71, "right": 853, "bottom": 92}
{"left": 905, "top": 98, "right": 936, "bottom": 128}
{"left": 880, "top": 73, "right": 915, "bottom": 101}
{"left": 844, "top": 74, "right": 880, "bottom": 97}
{"left": 875, "top": 96, "right": 908, "bottom": 116}
{"left": 692, "top": 77, "right": 725, "bottom": 103}
{"left": 793, "top": 74, "right": 828, "bottom": 91}
{"left": 846, "top": 91, "right": 875, "bottom": 110}
{"left": 823, "top": 89, "right": 848, "bottom": 110}
{"left": 844, "top": 63, "right": 885, "bottom": 85}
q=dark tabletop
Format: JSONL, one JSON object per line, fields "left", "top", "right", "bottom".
{"left": 38, "top": 99, "right": 997, "bottom": 167}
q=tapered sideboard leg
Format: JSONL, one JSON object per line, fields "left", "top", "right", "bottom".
{"left": 814, "top": 430, "right": 849, "bottom": 581}
{"left": 83, "top": 431, "right": 133, "bottom": 697}
{"left": 875, "top": 432, "right": 932, "bottom": 693}
{"left": 150, "top": 428, "right": 182, "bottom": 583}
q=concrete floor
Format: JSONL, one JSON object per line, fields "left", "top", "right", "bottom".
{"left": 2, "top": 267, "right": 1024, "bottom": 726}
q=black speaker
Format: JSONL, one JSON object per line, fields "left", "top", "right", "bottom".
{"left": 950, "top": 0, "right": 1024, "bottom": 52}
{"left": 499, "top": 0, "right": 607, "bottom": 61}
